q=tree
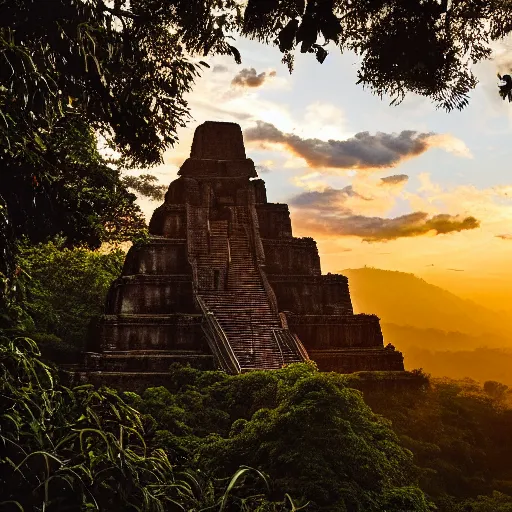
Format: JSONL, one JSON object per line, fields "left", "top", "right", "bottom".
{"left": 122, "top": 174, "right": 168, "bottom": 202}
{"left": 0, "top": 335, "right": 305, "bottom": 511}
{"left": 1, "top": 0, "right": 241, "bottom": 276}
{"left": 483, "top": 380, "right": 509, "bottom": 401}
{"left": 134, "top": 363, "right": 435, "bottom": 511}
{"left": 1, "top": 117, "right": 147, "bottom": 249}
{"left": 12, "top": 241, "right": 125, "bottom": 348}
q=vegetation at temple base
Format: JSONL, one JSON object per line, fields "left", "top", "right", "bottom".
{"left": 1, "top": 296, "right": 512, "bottom": 510}
{"left": 1, "top": 241, "right": 125, "bottom": 359}
{"left": 0, "top": 335, "right": 305, "bottom": 511}
{"left": 365, "top": 379, "right": 512, "bottom": 510}
{"left": 122, "top": 364, "right": 512, "bottom": 512}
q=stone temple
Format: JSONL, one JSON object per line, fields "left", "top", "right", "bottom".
{"left": 83, "top": 121, "right": 404, "bottom": 382}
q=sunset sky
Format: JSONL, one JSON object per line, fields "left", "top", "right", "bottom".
{"left": 133, "top": 36, "right": 512, "bottom": 313}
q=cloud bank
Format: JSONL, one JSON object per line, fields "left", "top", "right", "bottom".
{"left": 244, "top": 121, "right": 471, "bottom": 169}
{"left": 295, "top": 211, "right": 480, "bottom": 242}
{"left": 231, "top": 68, "right": 276, "bottom": 88}
{"left": 290, "top": 186, "right": 480, "bottom": 242}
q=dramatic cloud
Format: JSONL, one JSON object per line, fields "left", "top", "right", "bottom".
{"left": 231, "top": 68, "right": 276, "bottom": 88}
{"left": 294, "top": 211, "right": 480, "bottom": 242}
{"left": 290, "top": 185, "right": 480, "bottom": 242}
{"left": 244, "top": 121, "right": 471, "bottom": 170}
{"left": 381, "top": 174, "right": 409, "bottom": 186}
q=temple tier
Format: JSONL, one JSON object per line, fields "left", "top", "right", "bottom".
{"left": 83, "top": 121, "right": 404, "bottom": 380}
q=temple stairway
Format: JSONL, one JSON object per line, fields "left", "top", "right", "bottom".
{"left": 195, "top": 207, "right": 304, "bottom": 371}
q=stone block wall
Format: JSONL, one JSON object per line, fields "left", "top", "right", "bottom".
{"left": 98, "top": 314, "right": 207, "bottom": 352}
{"left": 106, "top": 275, "right": 196, "bottom": 315}
{"left": 287, "top": 314, "right": 383, "bottom": 350}
{"left": 190, "top": 121, "right": 247, "bottom": 160}
{"left": 149, "top": 204, "right": 187, "bottom": 237}
{"left": 252, "top": 179, "right": 268, "bottom": 204}
{"left": 83, "top": 352, "right": 215, "bottom": 374}
{"left": 309, "top": 348, "right": 405, "bottom": 373}
{"left": 267, "top": 275, "right": 352, "bottom": 315}
{"left": 162, "top": 178, "right": 201, "bottom": 207}
{"left": 256, "top": 203, "right": 293, "bottom": 238}
{"left": 320, "top": 274, "right": 354, "bottom": 314}
{"left": 179, "top": 159, "right": 257, "bottom": 179}
{"left": 262, "top": 238, "right": 321, "bottom": 276}
{"left": 122, "top": 240, "right": 191, "bottom": 275}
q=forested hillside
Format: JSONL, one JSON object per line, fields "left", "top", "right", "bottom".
{"left": 343, "top": 268, "right": 512, "bottom": 385}
{"left": 343, "top": 268, "right": 511, "bottom": 339}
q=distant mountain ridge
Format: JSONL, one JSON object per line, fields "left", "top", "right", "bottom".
{"left": 341, "top": 268, "right": 512, "bottom": 339}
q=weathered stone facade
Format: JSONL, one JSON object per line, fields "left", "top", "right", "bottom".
{"left": 82, "top": 121, "right": 404, "bottom": 381}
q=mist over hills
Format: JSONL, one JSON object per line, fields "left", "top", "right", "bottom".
{"left": 342, "top": 267, "right": 512, "bottom": 339}
{"left": 341, "top": 268, "right": 512, "bottom": 385}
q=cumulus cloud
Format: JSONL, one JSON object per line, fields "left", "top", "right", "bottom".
{"left": 244, "top": 121, "right": 472, "bottom": 170}
{"left": 231, "top": 68, "right": 276, "bottom": 88}
{"left": 425, "top": 133, "right": 473, "bottom": 158}
{"left": 290, "top": 185, "right": 480, "bottom": 242}
{"left": 381, "top": 174, "right": 409, "bottom": 186}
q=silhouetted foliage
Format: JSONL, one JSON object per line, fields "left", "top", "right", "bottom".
{"left": 9, "top": 241, "right": 125, "bottom": 349}
{"left": 122, "top": 174, "right": 168, "bottom": 202}
{"left": 498, "top": 74, "right": 512, "bottom": 102}
{"left": 129, "top": 363, "right": 434, "bottom": 512}
{"left": 365, "top": 378, "right": 512, "bottom": 511}
{"left": 0, "top": 335, "right": 303, "bottom": 511}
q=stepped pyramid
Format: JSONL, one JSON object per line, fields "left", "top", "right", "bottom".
{"left": 82, "top": 121, "right": 404, "bottom": 386}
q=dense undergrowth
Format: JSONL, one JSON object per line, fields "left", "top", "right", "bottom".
{"left": 1, "top": 240, "right": 125, "bottom": 361}
{"left": 0, "top": 336, "right": 303, "bottom": 511}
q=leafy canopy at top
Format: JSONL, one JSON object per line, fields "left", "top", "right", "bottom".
{"left": 2, "top": 0, "right": 512, "bottom": 170}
